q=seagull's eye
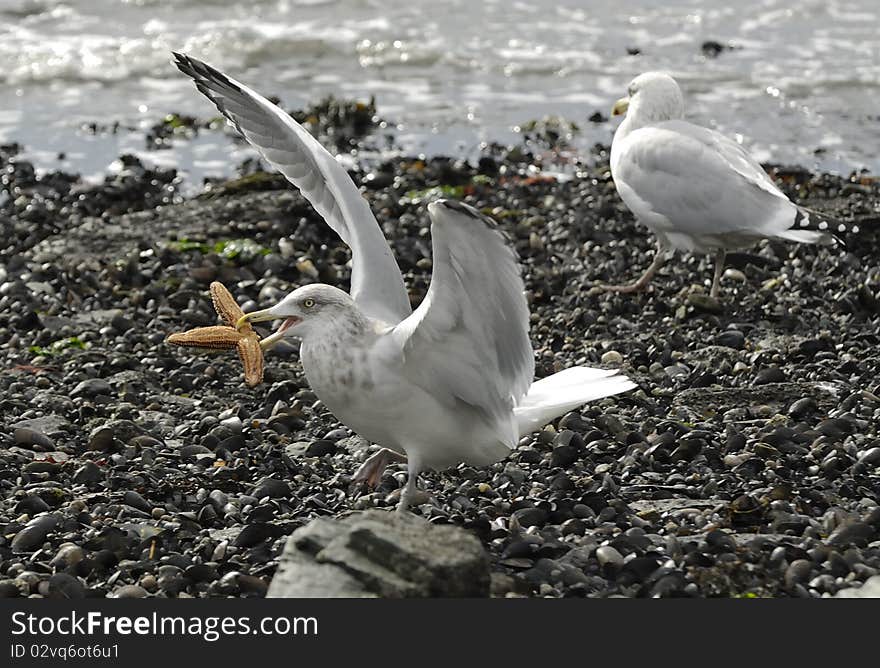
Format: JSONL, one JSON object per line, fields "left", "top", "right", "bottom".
{"left": 303, "top": 298, "right": 316, "bottom": 309}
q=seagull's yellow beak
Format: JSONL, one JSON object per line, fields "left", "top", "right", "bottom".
{"left": 611, "top": 97, "right": 630, "bottom": 117}
{"left": 235, "top": 314, "right": 252, "bottom": 331}
{"left": 236, "top": 309, "right": 276, "bottom": 331}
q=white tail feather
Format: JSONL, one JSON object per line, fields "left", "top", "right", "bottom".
{"left": 774, "top": 229, "right": 829, "bottom": 244}
{"left": 514, "top": 366, "right": 636, "bottom": 438}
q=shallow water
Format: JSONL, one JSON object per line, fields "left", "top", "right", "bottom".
{"left": 1, "top": 0, "right": 878, "bottom": 182}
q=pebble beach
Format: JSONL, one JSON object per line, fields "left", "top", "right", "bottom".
{"left": 2, "top": 98, "right": 879, "bottom": 598}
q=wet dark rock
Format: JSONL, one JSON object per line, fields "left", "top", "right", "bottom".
{"left": 87, "top": 425, "right": 115, "bottom": 451}
{"left": 512, "top": 507, "right": 548, "bottom": 528}
{"left": 16, "top": 494, "right": 50, "bottom": 514}
{"left": 649, "top": 572, "right": 687, "bottom": 597}
{"left": 715, "top": 330, "right": 745, "bottom": 350}
{"left": 771, "top": 512, "right": 810, "bottom": 535}
{"left": 179, "top": 444, "right": 212, "bottom": 459}
{"left": 560, "top": 518, "right": 587, "bottom": 537}
{"left": 157, "top": 566, "right": 186, "bottom": 595}
{"left": 306, "top": 439, "right": 338, "bottom": 457}
{"left": 785, "top": 559, "right": 813, "bottom": 588}
{"left": 109, "top": 584, "right": 149, "bottom": 598}
{"left": 828, "top": 522, "right": 875, "bottom": 548}
{"left": 251, "top": 478, "right": 290, "bottom": 500}
{"left": 236, "top": 574, "right": 269, "bottom": 597}
{"left": 670, "top": 437, "right": 703, "bottom": 462}
{"left": 185, "top": 563, "right": 219, "bottom": 583}
{"left": 72, "top": 378, "right": 112, "bottom": 399}
{"left": 47, "top": 573, "right": 87, "bottom": 599}
{"left": 233, "top": 523, "right": 279, "bottom": 548}
{"left": 11, "top": 514, "right": 59, "bottom": 552}
{"left": 621, "top": 556, "right": 661, "bottom": 582}
{"left": 729, "top": 495, "right": 764, "bottom": 526}
{"left": 0, "top": 581, "right": 21, "bottom": 598}
{"left": 788, "top": 397, "right": 817, "bottom": 419}
{"left": 122, "top": 490, "right": 152, "bottom": 513}
{"left": 72, "top": 461, "right": 103, "bottom": 484}
{"left": 596, "top": 546, "right": 624, "bottom": 570}
{"left": 13, "top": 427, "right": 55, "bottom": 450}
{"left": 550, "top": 443, "right": 579, "bottom": 468}
{"left": 754, "top": 366, "right": 786, "bottom": 385}
{"left": 705, "top": 530, "right": 736, "bottom": 552}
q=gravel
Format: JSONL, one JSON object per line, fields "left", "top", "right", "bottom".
{"left": 1, "top": 115, "right": 879, "bottom": 598}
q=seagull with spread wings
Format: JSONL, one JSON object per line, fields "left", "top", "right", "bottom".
{"left": 604, "top": 71, "right": 858, "bottom": 299}
{"left": 173, "top": 53, "right": 635, "bottom": 511}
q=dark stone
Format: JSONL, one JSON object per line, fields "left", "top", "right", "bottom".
{"left": 670, "top": 437, "right": 704, "bottom": 462}
{"left": 715, "top": 330, "right": 745, "bottom": 350}
{"left": 233, "top": 523, "right": 278, "bottom": 548}
{"left": 185, "top": 563, "right": 219, "bottom": 583}
{"left": 785, "top": 559, "right": 813, "bottom": 588}
{"left": 72, "top": 378, "right": 112, "bottom": 399}
{"left": 11, "top": 514, "right": 59, "bottom": 552}
{"left": 754, "top": 367, "right": 786, "bottom": 385}
{"left": 73, "top": 461, "right": 103, "bottom": 484}
{"left": 705, "top": 529, "right": 736, "bottom": 552}
{"left": 550, "top": 444, "right": 579, "bottom": 468}
{"left": 47, "top": 573, "right": 86, "bottom": 599}
{"left": 306, "top": 440, "right": 338, "bottom": 457}
{"left": 16, "top": 494, "right": 50, "bottom": 515}
{"left": 788, "top": 397, "right": 817, "bottom": 419}
{"left": 828, "top": 522, "right": 875, "bottom": 548}
{"left": 560, "top": 518, "right": 587, "bottom": 537}
{"left": 251, "top": 478, "right": 290, "bottom": 500}
{"left": 512, "top": 507, "right": 548, "bottom": 528}
{"left": 123, "top": 490, "right": 151, "bottom": 513}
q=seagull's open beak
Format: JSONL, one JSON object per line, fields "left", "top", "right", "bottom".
{"left": 611, "top": 97, "right": 630, "bottom": 117}
{"left": 237, "top": 309, "right": 301, "bottom": 350}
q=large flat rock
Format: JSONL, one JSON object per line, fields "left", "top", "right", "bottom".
{"left": 268, "top": 510, "right": 489, "bottom": 598}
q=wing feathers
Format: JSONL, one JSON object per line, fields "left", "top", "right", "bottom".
{"left": 173, "top": 52, "right": 412, "bottom": 325}
{"left": 391, "top": 200, "right": 534, "bottom": 446}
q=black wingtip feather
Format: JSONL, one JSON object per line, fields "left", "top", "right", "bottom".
{"left": 793, "top": 206, "right": 860, "bottom": 247}
{"left": 171, "top": 52, "right": 243, "bottom": 96}
{"left": 170, "top": 52, "right": 247, "bottom": 136}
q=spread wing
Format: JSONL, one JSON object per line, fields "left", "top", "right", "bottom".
{"left": 389, "top": 200, "right": 534, "bottom": 447}
{"left": 173, "top": 52, "right": 412, "bottom": 325}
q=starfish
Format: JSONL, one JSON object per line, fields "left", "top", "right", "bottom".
{"left": 166, "top": 282, "right": 264, "bottom": 386}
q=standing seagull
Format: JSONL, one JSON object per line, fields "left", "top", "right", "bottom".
{"left": 173, "top": 54, "right": 636, "bottom": 511}
{"left": 604, "top": 71, "right": 857, "bottom": 298}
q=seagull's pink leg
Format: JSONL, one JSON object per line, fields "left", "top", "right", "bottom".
{"left": 352, "top": 448, "right": 407, "bottom": 488}
{"left": 598, "top": 240, "right": 668, "bottom": 293}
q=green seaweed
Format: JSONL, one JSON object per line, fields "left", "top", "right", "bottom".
{"left": 170, "top": 238, "right": 270, "bottom": 263}
{"left": 403, "top": 184, "right": 465, "bottom": 203}
{"left": 29, "top": 336, "right": 86, "bottom": 357}
{"left": 215, "top": 238, "right": 270, "bottom": 262}
{"left": 202, "top": 171, "right": 289, "bottom": 197}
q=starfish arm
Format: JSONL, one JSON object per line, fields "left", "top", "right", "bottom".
{"left": 237, "top": 335, "right": 264, "bottom": 386}
{"left": 210, "top": 282, "right": 250, "bottom": 331}
{"left": 166, "top": 326, "right": 244, "bottom": 349}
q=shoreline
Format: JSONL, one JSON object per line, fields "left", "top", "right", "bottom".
{"left": 1, "top": 116, "right": 879, "bottom": 598}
